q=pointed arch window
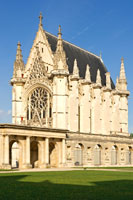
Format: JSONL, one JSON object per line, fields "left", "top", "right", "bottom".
{"left": 27, "top": 87, "right": 52, "bottom": 127}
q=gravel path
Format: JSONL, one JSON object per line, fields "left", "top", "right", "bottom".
{"left": 0, "top": 168, "right": 133, "bottom": 173}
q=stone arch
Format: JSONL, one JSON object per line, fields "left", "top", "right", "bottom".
{"left": 30, "top": 141, "right": 39, "bottom": 168}
{"left": 94, "top": 144, "right": 102, "bottom": 165}
{"left": 74, "top": 143, "right": 84, "bottom": 166}
{"left": 111, "top": 145, "right": 118, "bottom": 165}
{"left": 49, "top": 142, "right": 59, "bottom": 167}
{"left": 9, "top": 140, "right": 22, "bottom": 168}
{"left": 25, "top": 83, "right": 52, "bottom": 98}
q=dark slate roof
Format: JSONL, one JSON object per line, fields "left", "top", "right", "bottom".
{"left": 45, "top": 31, "right": 115, "bottom": 88}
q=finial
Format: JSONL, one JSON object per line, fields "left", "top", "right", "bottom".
{"left": 17, "top": 41, "right": 21, "bottom": 46}
{"left": 121, "top": 57, "right": 124, "bottom": 64}
{"left": 96, "top": 69, "right": 101, "bottom": 86}
{"left": 58, "top": 25, "right": 62, "bottom": 34}
{"left": 85, "top": 64, "right": 91, "bottom": 82}
{"left": 58, "top": 25, "right": 62, "bottom": 40}
{"left": 39, "top": 12, "right": 43, "bottom": 27}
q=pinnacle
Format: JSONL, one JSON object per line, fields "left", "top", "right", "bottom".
{"left": 16, "top": 41, "right": 23, "bottom": 62}
{"left": 96, "top": 69, "right": 101, "bottom": 85}
{"left": 116, "top": 76, "right": 119, "bottom": 90}
{"left": 106, "top": 72, "right": 111, "bottom": 89}
{"left": 85, "top": 64, "right": 91, "bottom": 82}
{"left": 119, "top": 57, "right": 126, "bottom": 81}
{"left": 73, "top": 59, "right": 79, "bottom": 76}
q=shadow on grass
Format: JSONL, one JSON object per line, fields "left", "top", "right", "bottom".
{"left": 0, "top": 174, "right": 133, "bottom": 200}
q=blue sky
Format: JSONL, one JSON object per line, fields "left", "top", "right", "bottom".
{"left": 0, "top": 0, "right": 133, "bottom": 132}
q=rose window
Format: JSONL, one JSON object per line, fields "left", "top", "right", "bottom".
{"left": 27, "top": 87, "right": 52, "bottom": 127}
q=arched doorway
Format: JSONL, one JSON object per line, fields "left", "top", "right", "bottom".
{"left": 49, "top": 142, "right": 58, "bottom": 167}
{"left": 94, "top": 144, "right": 102, "bottom": 165}
{"left": 9, "top": 141, "right": 20, "bottom": 168}
{"left": 30, "top": 141, "right": 39, "bottom": 168}
{"left": 74, "top": 143, "right": 84, "bottom": 166}
{"left": 111, "top": 145, "right": 118, "bottom": 165}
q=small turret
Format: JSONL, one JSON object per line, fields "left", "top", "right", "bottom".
{"left": 118, "top": 57, "right": 127, "bottom": 90}
{"left": 85, "top": 64, "right": 91, "bottom": 82}
{"left": 96, "top": 69, "right": 101, "bottom": 86}
{"left": 73, "top": 59, "right": 79, "bottom": 77}
{"left": 13, "top": 42, "right": 25, "bottom": 78}
{"left": 106, "top": 72, "right": 111, "bottom": 89}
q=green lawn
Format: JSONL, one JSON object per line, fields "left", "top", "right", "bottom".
{"left": 0, "top": 170, "right": 133, "bottom": 200}
{"left": 82, "top": 167, "right": 133, "bottom": 171}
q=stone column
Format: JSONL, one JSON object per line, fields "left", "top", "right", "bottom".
{"left": 62, "top": 139, "right": 66, "bottom": 165}
{"left": 4, "top": 135, "right": 9, "bottom": 165}
{"left": 45, "top": 138, "right": 49, "bottom": 165}
{"left": 26, "top": 136, "right": 31, "bottom": 166}
{"left": 39, "top": 140, "right": 45, "bottom": 168}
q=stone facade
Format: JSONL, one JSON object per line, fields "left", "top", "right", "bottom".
{"left": 0, "top": 13, "right": 132, "bottom": 169}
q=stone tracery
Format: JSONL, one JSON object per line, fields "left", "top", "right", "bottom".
{"left": 27, "top": 87, "right": 52, "bottom": 127}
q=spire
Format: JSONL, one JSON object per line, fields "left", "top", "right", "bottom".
{"left": 85, "top": 64, "right": 91, "bottom": 82}
{"left": 73, "top": 59, "right": 79, "bottom": 76}
{"left": 16, "top": 41, "right": 23, "bottom": 62}
{"left": 119, "top": 57, "right": 126, "bottom": 80}
{"left": 13, "top": 42, "right": 25, "bottom": 78}
{"left": 118, "top": 57, "right": 127, "bottom": 90}
{"left": 56, "top": 25, "right": 64, "bottom": 52}
{"left": 96, "top": 69, "right": 101, "bottom": 85}
{"left": 106, "top": 72, "right": 111, "bottom": 89}
{"left": 39, "top": 12, "right": 43, "bottom": 27}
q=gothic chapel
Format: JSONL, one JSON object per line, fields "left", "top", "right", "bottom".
{"left": 0, "top": 13, "right": 132, "bottom": 169}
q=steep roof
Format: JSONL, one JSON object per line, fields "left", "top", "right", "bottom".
{"left": 45, "top": 31, "right": 115, "bottom": 88}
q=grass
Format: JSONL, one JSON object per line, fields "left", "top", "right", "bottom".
{"left": 82, "top": 167, "right": 133, "bottom": 171}
{"left": 0, "top": 170, "right": 133, "bottom": 200}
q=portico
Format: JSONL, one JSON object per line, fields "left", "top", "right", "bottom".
{"left": 0, "top": 124, "right": 67, "bottom": 169}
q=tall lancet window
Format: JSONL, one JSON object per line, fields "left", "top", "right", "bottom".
{"left": 27, "top": 87, "right": 52, "bottom": 127}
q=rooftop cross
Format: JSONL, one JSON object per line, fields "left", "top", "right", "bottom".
{"left": 39, "top": 12, "right": 43, "bottom": 26}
